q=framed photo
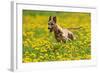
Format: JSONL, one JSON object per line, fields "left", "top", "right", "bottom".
{"left": 11, "top": 1, "right": 97, "bottom": 71}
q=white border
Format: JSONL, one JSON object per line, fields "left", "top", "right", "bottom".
{"left": 11, "top": 1, "right": 97, "bottom": 72}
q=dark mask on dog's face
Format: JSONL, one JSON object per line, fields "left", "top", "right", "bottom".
{"left": 48, "top": 16, "right": 56, "bottom": 32}
{"left": 48, "top": 22, "right": 54, "bottom": 32}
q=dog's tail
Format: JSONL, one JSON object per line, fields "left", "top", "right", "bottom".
{"left": 67, "top": 27, "right": 82, "bottom": 30}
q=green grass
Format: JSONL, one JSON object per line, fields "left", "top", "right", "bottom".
{"left": 22, "top": 10, "right": 91, "bottom": 63}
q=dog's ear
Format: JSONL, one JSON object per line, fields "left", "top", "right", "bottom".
{"left": 53, "top": 16, "right": 56, "bottom": 23}
{"left": 49, "top": 16, "right": 51, "bottom": 21}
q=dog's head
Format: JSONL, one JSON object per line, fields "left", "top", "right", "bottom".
{"left": 48, "top": 16, "right": 57, "bottom": 32}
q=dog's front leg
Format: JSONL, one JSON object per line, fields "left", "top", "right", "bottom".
{"left": 56, "top": 38, "right": 61, "bottom": 42}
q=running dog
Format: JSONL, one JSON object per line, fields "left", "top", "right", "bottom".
{"left": 48, "top": 16, "right": 75, "bottom": 42}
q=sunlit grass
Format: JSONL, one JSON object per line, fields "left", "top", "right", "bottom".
{"left": 22, "top": 10, "right": 91, "bottom": 63}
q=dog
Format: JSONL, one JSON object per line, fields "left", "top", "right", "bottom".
{"left": 48, "top": 16, "right": 75, "bottom": 43}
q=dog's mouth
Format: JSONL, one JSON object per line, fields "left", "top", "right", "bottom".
{"left": 48, "top": 28, "right": 52, "bottom": 32}
{"left": 50, "top": 29, "right": 52, "bottom": 32}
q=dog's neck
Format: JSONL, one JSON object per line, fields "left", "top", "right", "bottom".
{"left": 53, "top": 24, "right": 62, "bottom": 35}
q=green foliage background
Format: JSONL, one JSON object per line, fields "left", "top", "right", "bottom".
{"left": 22, "top": 10, "right": 91, "bottom": 63}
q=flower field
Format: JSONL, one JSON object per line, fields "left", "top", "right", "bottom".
{"left": 22, "top": 10, "right": 91, "bottom": 63}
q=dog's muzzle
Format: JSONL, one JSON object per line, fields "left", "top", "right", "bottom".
{"left": 48, "top": 23, "right": 52, "bottom": 32}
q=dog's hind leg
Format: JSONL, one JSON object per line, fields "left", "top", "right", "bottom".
{"left": 68, "top": 33, "right": 74, "bottom": 40}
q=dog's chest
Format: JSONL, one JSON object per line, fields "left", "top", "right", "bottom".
{"left": 54, "top": 30, "right": 62, "bottom": 39}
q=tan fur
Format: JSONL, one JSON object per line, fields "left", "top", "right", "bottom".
{"left": 48, "top": 16, "right": 75, "bottom": 42}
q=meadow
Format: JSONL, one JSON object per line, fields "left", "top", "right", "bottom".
{"left": 22, "top": 10, "right": 91, "bottom": 63}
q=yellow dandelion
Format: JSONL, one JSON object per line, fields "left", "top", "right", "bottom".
{"left": 56, "top": 52, "right": 59, "bottom": 55}
{"left": 39, "top": 56, "right": 44, "bottom": 59}
{"left": 23, "top": 32, "right": 27, "bottom": 37}
{"left": 24, "top": 41, "right": 29, "bottom": 47}
{"left": 23, "top": 57, "right": 32, "bottom": 63}
{"left": 32, "top": 44, "right": 36, "bottom": 48}
{"left": 33, "top": 59, "right": 38, "bottom": 62}
{"left": 34, "top": 47, "right": 39, "bottom": 50}
{"left": 40, "top": 48, "right": 47, "bottom": 52}
{"left": 31, "top": 53, "right": 36, "bottom": 57}
{"left": 45, "top": 54, "right": 48, "bottom": 57}
{"left": 75, "top": 57, "right": 80, "bottom": 60}
{"left": 57, "top": 55, "right": 62, "bottom": 59}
